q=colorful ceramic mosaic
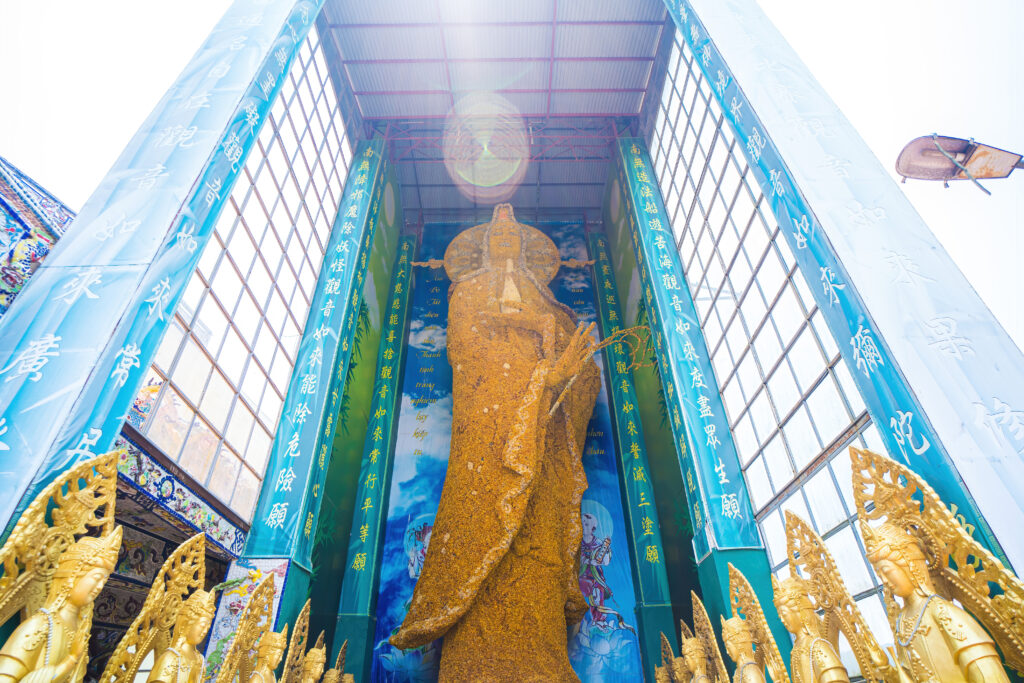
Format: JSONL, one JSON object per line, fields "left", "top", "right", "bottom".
{"left": 115, "top": 434, "right": 246, "bottom": 558}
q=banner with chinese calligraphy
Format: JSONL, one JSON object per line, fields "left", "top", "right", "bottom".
{"left": 246, "top": 138, "right": 385, "bottom": 565}
{"left": 664, "top": 0, "right": 1012, "bottom": 569}
{"left": 370, "top": 221, "right": 642, "bottom": 682}
{"left": 0, "top": 0, "right": 324, "bottom": 538}
{"left": 613, "top": 137, "right": 759, "bottom": 553}
{"left": 588, "top": 232, "right": 676, "bottom": 680}
{"left": 307, "top": 169, "right": 404, "bottom": 646}
{"left": 329, "top": 235, "right": 414, "bottom": 678}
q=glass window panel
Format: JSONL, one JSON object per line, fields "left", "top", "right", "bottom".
{"left": 735, "top": 351, "right": 761, "bottom": 402}
{"left": 806, "top": 376, "right": 849, "bottom": 448}
{"left": 234, "top": 292, "right": 261, "bottom": 345}
{"left": 197, "top": 234, "right": 222, "bottom": 278}
{"left": 789, "top": 328, "right": 824, "bottom": 392}
{"left": 231, "top": 466, "right": 261, "bottom": 522}
{"left": 811, "top": 310, "right": 839, "bottom": 359}
{"left": 179, "top": 419, "right": 218, "bottom": 484}
{"left": 154, "top": 322, "right": 184, "bottom": 371}
{"left": 259, "top": 387, "right": 282, "bottom": 431}
{"left": 752, "top": 324, "right": 782, "bottom": 374}
{"left": 862, "top": 423, "right": 888, "bottom": 455}
{"left": 858, "top": 595, "right": 894, "bottom": 646}
{"left": 759, "top": 509, "right": 786, "bottom": 567}
{"left": 246, "top": 426, "right": 272, "bottom": 473}
{"left": 269, "top": 344, "right": 291, "bottom": 392}
{"left": 829, "top": 452, "right": 858, "bottom": 515}
{"left": 824, "top": 526, "right": 874, "bottom": 594}
{"left": 219, "top": 329, "right": 247, "bottom": 387}
{"left": 804, "top": 466, "right": 847, "bottom": 533}
{"left": 762, "top": 434, "right": 793, "bottom": 491}
{"left": 748, "top": 389, "right": 776, "bottom": 445}
{"left": 771, "top": 286, "right": 804, "bottom": 348}
{"left": 746, "top": 455, "right": 772, "bottom": 511}
{"left": 173, "top": 340, "right": 211, "bottom": 402}
{"left": 147, "top": 390, "right": 192, "bottom": 461}
{"left": 226, "top": 403, "right": 255, "bottom": 453}
{"left": 733, "top": 413, "right": 758, "bottom": 465}
{"left": 200, "top": 371, "right": 233, "bottom": 433}
{"left": 254, "top": 323, "right": 277, "bottom": 369}
{"left": 266, "top": 290, "right": 288, "bottom": 335}
{"left": 780, "top": 492, "right": 812, "bottom": 532}
{"left": 211, "top": 261, "right": 243, "bottom": 313}
{"left": 206, "top": 448, "right": 241, "bottom": 502}
{"left": 834, "top": 359, "right": 866, "bottom": 415}
{"left": 767, "top": 363, "right": 800, "bottom": 419}
{"left": 240, "top": 364, "right": 266, "bottom": 409}
{"left": 180, "top": 273, "right": 205, "bottom": 320}
{"left": 784, "top": 405, "right": 820, "bottom": 471}
{"left": 248, "top": 259, "right": 273, "bottom": 310}
{"left": 194, "top": 297, "right": 229, "bottom": 356}
{"left": 228, "top": 226, "right": 257, "bottom": 276}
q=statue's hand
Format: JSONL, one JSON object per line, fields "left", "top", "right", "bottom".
{"left": 548, "top": 322, "right": 596, "bottom": 387}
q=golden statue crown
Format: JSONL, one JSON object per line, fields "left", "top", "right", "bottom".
{"left": 862, "top": 521, "right": 926, "bottom": 563}
{"left": 53, "top": 526, "right": 123, "bottom": 578}
{"left": 771, "top": 574, "right": 812, "bottom": 607}
{"left": 720, "top": 615, "right": 752, "bottom": 644}
{"left": 179, "top": 589, "right": 217, "bottom": 622}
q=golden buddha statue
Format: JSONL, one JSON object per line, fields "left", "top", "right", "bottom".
{"left": 146, "top": 589, "right": 216, "bottom": 683}
{"left": 249, "top": 626, "right": 288, "bottom": 683}
{"left": 0, "top": 527, "right": 122, "bottom": 683}
{"left": 725, "top": 563, "right": 790, "bottom": 683}
{"left": 688, "top": 592, "right": 729, "bottom": 683}
{"left": 391, "top": 203, "right": 601, "bottom": 681}
{"left": 772, "top": 574, "right": 850, "bottom": 683}
{"left": 851, "top": 446, "right": 1024, "bottom": 681}
{"left": 298, "top": 633, "right": 325, "bottom": 683}
{"left": 102, "top": 533, "right": 208, "bottom": 683}
{"left": 784, "top": 512, "right": 893, "bottom": 683}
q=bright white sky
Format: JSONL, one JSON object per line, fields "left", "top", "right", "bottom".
{"left": 1, "top": 0, "right": 1021, "bottom": 349}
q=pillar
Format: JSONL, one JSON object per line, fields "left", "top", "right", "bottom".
{"left": 612, "top": 137, "right": 791, "bottom": 658}
{"left": 589, "top": 232, "right": 676, "bottom": 680}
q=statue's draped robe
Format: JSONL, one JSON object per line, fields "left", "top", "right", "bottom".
{"left": 0, "top": 610, "right": 75, "bottom": 683}
{"left": 896, "top": 597, "right": 1001, "bottom": 682}
{"left": 391, "top": 264, "right": 600, "bottom": 681}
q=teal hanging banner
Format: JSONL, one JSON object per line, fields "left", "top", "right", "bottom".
{"left": 246, "top": 139, "right": 385, "bottom": 567}
{"left": 338, "top": 236, "right": 414, "bottom": 612}
{"left": 588, "top": 233, "right": 672, "bottom": 602}
{"left": 589, "top": 232, "right": 675, "bottom": 679}
{"left": 0, "top": 0, "right": 324, "bottom": 536}
{"left": 615, "top": 138, "right": 759, "bottom": 554}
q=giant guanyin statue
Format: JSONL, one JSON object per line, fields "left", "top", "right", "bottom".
{"left": 390, "top": 204, "right": 601, "bottom": 680}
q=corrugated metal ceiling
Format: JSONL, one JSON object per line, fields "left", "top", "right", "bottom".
{"left": 320, "top": 0, "right": 669, "bottom": 221}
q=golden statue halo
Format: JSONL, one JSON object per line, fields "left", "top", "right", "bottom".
{"left": 850, "top": 445, "right": 1024, "bottom": 675}
{"left": 0, "top": 450, "right": 119, "bottom": 626}
{"left": 442, "top": 203, "right": 560, "bottom": 284}
{"left": 280, "top": 599, "right": 311, "bottom": 683}
{"left": 728, "top": 562, "right": 790, "bottom": 683}
{"left": 691, "top": 591, "right": 730, "bottom": 683}
{"left": 100, "top": 533, "right": 207, "bottom": 683}
{"left": 216, "top": 573, "right": 276, "bottom": 683}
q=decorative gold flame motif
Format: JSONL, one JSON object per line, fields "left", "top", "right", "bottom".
{"left": 280, "top": 600, "right": 310, "bottom": 683}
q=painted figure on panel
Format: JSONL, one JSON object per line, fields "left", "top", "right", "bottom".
{"left": 577, "top": 500, "right": 631, "bottom": 632}
{"left": 0, "top": 528, "right": 122, "bottom": 683}
{"left": 390, "top": 204, "right": 601, "bottom": 681}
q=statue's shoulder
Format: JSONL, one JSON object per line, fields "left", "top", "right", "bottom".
{"left": 809, "top": 637, "right": 844, "bottom": 672}
{"left": 2, "top": 612, "right": 49, "bottom": 657}
{"left": 929, "top": 596, "right": 993, "bottom": 647}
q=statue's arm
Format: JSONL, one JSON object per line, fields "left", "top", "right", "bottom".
{"left": 811, "top": 641, "right": 850, "bottom": 683}
{"left": 934, "top": 602, "right": 1009, "bottom": 683}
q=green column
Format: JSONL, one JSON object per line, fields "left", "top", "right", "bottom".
{"left": 589, "top": 232, "right": 675, "bottom": 680}
{"left": 611, "top": 137, "right": 790, "bottom": 662}
{"left": 331, "top": 236, "right": 415, "bottom": 680}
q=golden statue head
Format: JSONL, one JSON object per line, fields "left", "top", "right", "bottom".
{"left": 862, "top": 521, "right": 931, "bottom": 599}
{"left": 49, "top": 526, "right": 122, "bottom": 609}
{"left": 771, "top": 574, "right": 817, "bottom": 635}
{"left": 681, "top": 636, "right": 706, "bottom": 675}
{"left": 173, "top": 588, "right": 217, "bottom": 646}
{"left": 720, "top": 615, "right": 755, "bottom": 664}
{"left": 257, "top": 625, "right": 289, "bottom": 669}
{"left": 443, "top": 204, "right": 560, "bottom": 285}
{"left": 301, "top": 650, "right": 326, "bottom": 682}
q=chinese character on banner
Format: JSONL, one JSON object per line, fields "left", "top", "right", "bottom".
{"left": 110, "top": 344, "right": 141, "bottom": 388}
{"left": 266, "top": 502, "right": 288, "bottom": 529}
{"left": 645, "top": 545, "right": 660, "bottom": 563}
{"left": 820, "top": 267, "right": 845, "bottom": 306}
{"left": 714, "top": 458, "right": 729, "bottom": 484}
{"left": 351, "top": 552, "right": 367, "bottom": 571}
{"left": 890, "top": 410, "right": 931, "bottom": 457}
{"left": 0, "top": 334, "right": 62, "bottom": 383}
{"left": 275, "top": 467, "right": 296, "bottom": 492}
{"left": 851, "top": 325, "right": 884, "bottom": 377}
{"left": 721, "top": 493, "right": 742, "bottom": 519}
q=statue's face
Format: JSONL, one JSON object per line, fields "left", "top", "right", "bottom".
{"left": 874, "top": 558, "right": 916, "bottom": 598}
{"left": 775, "top": 597, "right": 804, "bottom": 634}
{"left": 724, "top": 632, "right": 752, "bottom": 664}
{"left": 487, "top": 223, "right": 522, "bottom": 262}
{"left": 682, "top": 642, "right": 704, "bottom": 675}
{"left": 186, "top": 613, "right": 213, "bottom": 646}
{"left": 69, "top": 566, "right": 110, "bottom": 607}
{"left": 303, "top": 657, "right": 326, "bottom": 681}
{"left": 582, "top": 514, "right": 597, "bottom": 540}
